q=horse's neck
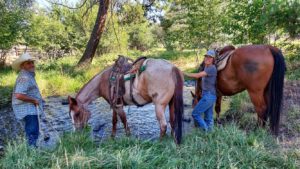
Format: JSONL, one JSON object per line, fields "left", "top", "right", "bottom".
{"left": 76, "top": 72, "right": 105, "bottom": 106}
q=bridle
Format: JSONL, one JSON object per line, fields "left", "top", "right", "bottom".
{"left": 69, "top": 105, "right": 90, "bottom": 128}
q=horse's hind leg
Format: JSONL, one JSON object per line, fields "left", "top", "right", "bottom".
{"left": 155, "top": 103, "right": 168, "bottom": 140}
{"left": 248, "top": 90, "right": 267, "bottom": 127}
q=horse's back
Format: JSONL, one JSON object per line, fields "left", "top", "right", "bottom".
{"left": 218, "top": 45, "right": 276, "bottom": 95}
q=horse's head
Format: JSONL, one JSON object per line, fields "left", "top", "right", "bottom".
{"left": 68, "top": 96, "right": 91, "bottom": 131}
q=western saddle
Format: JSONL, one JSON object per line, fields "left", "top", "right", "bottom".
{"left": 109, "top": 55, "right": 147, "bottom": 109}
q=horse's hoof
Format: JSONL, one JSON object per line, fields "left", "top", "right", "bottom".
{"left": 126, "top": 131, "right": 131, "bottom": 136}
{"left": 110, "top": 134, "right": 116, "bottom": 139}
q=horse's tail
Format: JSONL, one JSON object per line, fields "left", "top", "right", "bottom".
{"left": 172, "top": 67, "right": 184, "bottom": 144}
{"left": 266, "top": 48, "right": 286, "bottom": 135}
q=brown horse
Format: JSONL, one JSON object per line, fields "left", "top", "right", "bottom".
{"left": 191, "top": 45, "right": 286, "bottom": 135}
{"left": 68, "top": 57, "right": 184, "bottom": 144}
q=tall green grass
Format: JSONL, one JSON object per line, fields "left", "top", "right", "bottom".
{"left": 0, "top": 124, "right": 297, "bottom": 169}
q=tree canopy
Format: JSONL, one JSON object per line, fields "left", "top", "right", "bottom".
{"left": 0, "top": 0, "right": 299, "bottom": 58}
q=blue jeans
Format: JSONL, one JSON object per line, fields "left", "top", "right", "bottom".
{"left": 192, "top": 92, "right": 216, "bottom": 131}
{"left": 24, "top": 115, "right": 39, "bottom": 147}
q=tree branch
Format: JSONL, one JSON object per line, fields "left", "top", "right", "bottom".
{"left": 110, "top": 0, "right": 121, "bottom": 50}
{"left": 45, "top": 0, "right": 88, "bottom": 9}
{"left": 82, "top": 0, "right": 99, "bottom": 18}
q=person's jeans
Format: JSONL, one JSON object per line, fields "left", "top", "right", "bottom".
{"left": 192, "top": 91, "right": 216, "bottom": 131}
{"left": 24, "top": 115, "right": 39, "bottom": 147}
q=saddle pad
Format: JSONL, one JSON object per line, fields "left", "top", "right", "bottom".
{"left": 124, "top": 59, "right": 149, "bottom": 81}
{"left": 216, "top": 51, "right": 234, "bottom": 71}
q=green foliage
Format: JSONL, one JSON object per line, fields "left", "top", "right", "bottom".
{"left": 120, "top": 3, "right": 155, "bottom": 51}
{"left": 0, "top": 1, "right": 29, "bottom": 49}
{"left": 268, "top": 0, "right": 300, "bottom": 38}
{"left": 1, "top": 1, "right": 157, "bottom": 54}
{"left": 0, "top": 125, "right": 297, "bottom": 168}
{"left": 161, "top": 0, "right": 299, "bottom": 48}
{"left": 222, "top": 0, "right": 270, "bottom": 44}
{"left": 160, "top": 3, "right": 190, "bottom": 50}
{"left": 23, "top": 11, "right": 70, "bottom": 51}
{"left": 277, "top": 39, "right": 300, "bottom": 80}
{"left": 183, "top": 0, "right": 225, "bottom": 48}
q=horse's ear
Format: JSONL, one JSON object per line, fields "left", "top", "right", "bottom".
{"left": 68, "top": 96, "right": 77, "bottom": 105}
{"left": 190, "top": 91, "right": 196, "bottom": 98}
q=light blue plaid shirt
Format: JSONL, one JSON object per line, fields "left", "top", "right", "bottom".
{"left": 12, "top": 70, "right": 43, "bottom": 120}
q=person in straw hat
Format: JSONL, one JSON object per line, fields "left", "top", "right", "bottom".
{"left": 184, "top": 49, "right": 217, "bottom": 132}
{"left": 11, "top": 53, "right": 49, "bottom": 148}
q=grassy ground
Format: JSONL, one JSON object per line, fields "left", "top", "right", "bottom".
{"left": 0, "top": 125, "right": 297, "bottom": 169}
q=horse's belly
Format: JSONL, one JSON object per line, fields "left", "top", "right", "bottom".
{"left": 123, "top": 80, "right": 149, "bottom": 105}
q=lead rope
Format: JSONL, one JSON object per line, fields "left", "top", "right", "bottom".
{"left": 35, "top": 105, "right": 60, "bottom": 143}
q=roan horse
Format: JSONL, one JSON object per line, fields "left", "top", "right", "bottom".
{"left": 68, "top": 56, "right": 184, "bottom": 144}
{"left": 191, "top": 45, "right": 286, "bottom": 135}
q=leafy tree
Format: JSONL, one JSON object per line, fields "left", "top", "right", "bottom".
{"left": 222, "top": 0, "right": 271, "bottom": 44}
{"left": 23, "top": 10, "right": 69, "bottom": 52}
{"left": 268, "top": 0, "right": 300, "bottom": 38}
{"left": 78, "top": 0, "right": 110, "bottom": 66}
{"left": 161, "top": 0, "right": 225, "bottom": 50}
{"left": 0, "top": 0, "right": 30, "bottom": 49}
{"left": 120, "top": 3, "right": 154, "bottom": 51}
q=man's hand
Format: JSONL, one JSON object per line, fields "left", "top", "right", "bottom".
{"left": 14, "top": 93, "right": 39, "bottom": 106}
{"left": 33, "top": 99, "right": 39, "bottom": 106}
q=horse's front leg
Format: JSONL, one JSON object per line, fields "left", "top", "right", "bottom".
{"left": 111, "top": 109, "right": 118, "bottom": 138}
{"left": 116, "top": 107, "right": 131, "bottom": 136}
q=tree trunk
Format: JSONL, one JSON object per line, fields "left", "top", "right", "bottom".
{"left": 77, "top": 0, "right": 110, "bottom": 67}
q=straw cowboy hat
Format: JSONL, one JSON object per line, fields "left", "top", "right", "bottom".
{"left": 11, "top": 53, "right": 35, "bottom": 71}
